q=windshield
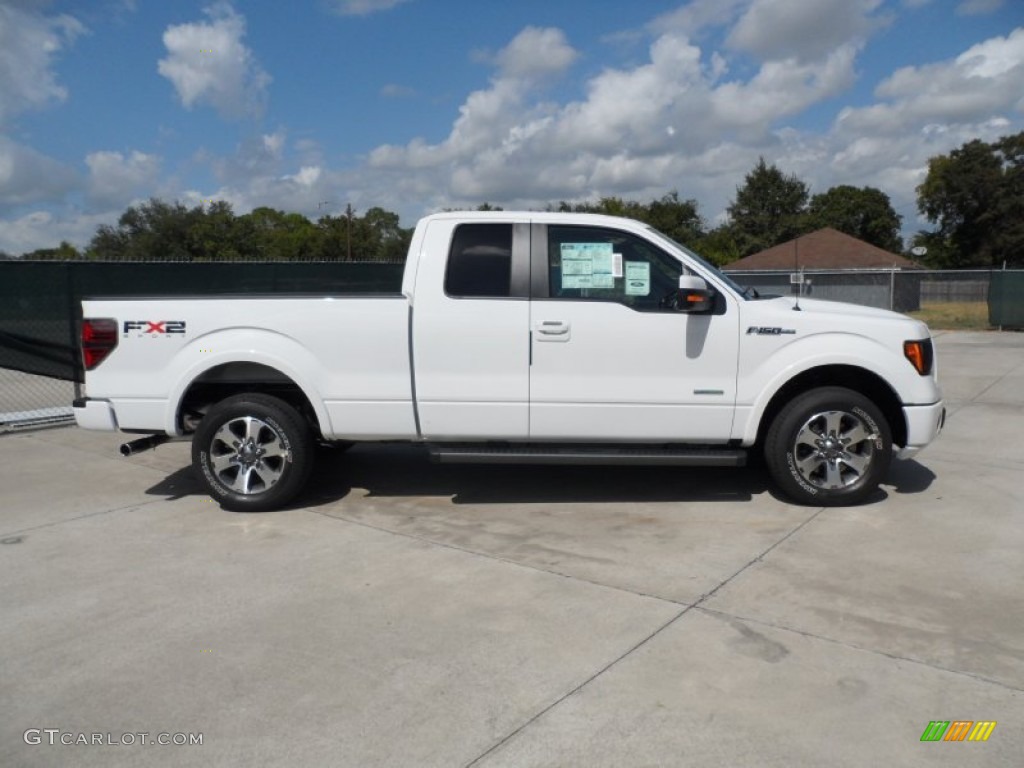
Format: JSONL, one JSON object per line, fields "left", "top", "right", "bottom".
{"left": 645, "top": 226, "right": 752, "bottom": 300}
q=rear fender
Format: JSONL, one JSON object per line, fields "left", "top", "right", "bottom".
{"left": 165, "top": 328, "right": 330, "bottom": 436}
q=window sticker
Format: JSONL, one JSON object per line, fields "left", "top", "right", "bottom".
{"left": 612, "top": 252, "right": 623, "bottom": 278}
{"left": 561, "top": 243, "right": 614, "bottom": 289}
{"left": 625, "top": 261, "right": 651, "bottom": 296}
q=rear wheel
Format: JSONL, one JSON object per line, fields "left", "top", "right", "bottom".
{"left": 765, "top": 387, "right": 891, "bottom": 506}
{"left": 192, "top": 393, "right": 314, "bottom": 511}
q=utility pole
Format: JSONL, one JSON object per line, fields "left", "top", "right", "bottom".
{"left": 346, "top": 203, "right": 353, "bottom": 261}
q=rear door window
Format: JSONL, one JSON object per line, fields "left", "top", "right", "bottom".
{"left": 445, "top": 224, "right": 513, "bottom": 298}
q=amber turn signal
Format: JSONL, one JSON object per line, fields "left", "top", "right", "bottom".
{"left": 903, "top": 339, "right": 934, "bottom": 376}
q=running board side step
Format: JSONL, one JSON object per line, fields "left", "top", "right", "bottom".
{"left": 427, "top": 444, "right": 746, "bottom": 467}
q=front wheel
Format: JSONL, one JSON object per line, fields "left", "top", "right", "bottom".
{"left": 765, "top": 387, "right": 891, "bottom": 506}
{"left": 192, "top": 393, "right": 314, "bottom": 512}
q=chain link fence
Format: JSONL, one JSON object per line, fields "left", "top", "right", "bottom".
{"left": 2, "top": 262, "right": 1021, "bottom": 432}
{"left": 725, "top": 268, "right": 1023, "bottom": 330}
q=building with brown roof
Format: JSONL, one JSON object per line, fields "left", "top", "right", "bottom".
{"left": 723, "top": 228, "right": 925, "bottom": 312}
{"left": 724, "top": 228, "right": 922, "bottom": 271}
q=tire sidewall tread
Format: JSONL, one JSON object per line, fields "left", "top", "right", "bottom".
{"left": 765, "top": 386, "right": 891, "bottom": 507}
{"left": 192, "top": 393, "right": 313, "bottom": 512}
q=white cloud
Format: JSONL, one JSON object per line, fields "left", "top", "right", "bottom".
{"left": 803, "top": 28, "right": 1024, "bottom": 226}
{"left": 363, "top": 21, "right": 865, "bottom": 213}
{"left": 14, "top": 7, "right": 1020, "bottom": 254}
{"left": 958, "top": 0, "right": 1005, "bottom": 15}
{"left": 0, "top": 136, "right": 78, "bottom": 205}
{"left": 0, "top": 209, "right": 113, "bottom": 255}
{"left": 650, "top": 0, "right": 749, "bottom": 38}
{"left": 380, "top": 83, "right": 415, "bottom": 99}
{"left": 157, "top": 3, "right": 270, "bottom": 120}
{"left": 212, "top": 131, "right": 286, "bottom": 184}
{"left": 837, "top": 28, "right": 1024, "bottom": 134}
{"left": 494, "top": 27, "right": 578, "bottom": 81}
{"left": 85, "top": 150, "right": 161, "bottom": 208}
{"left": 328, "top": 0, "right": 410, "bottom": 16}
{"left": 727, "top": 0, "right": 885, "bottom": 62}
{"left": 341, "top": 15, "right": 1024, "bottom": 246}
{"left": 285, "top": 166, "right": 322, "bottom": 187}
{"left": 0, "top": 4, "right": 85, "bottom": 126}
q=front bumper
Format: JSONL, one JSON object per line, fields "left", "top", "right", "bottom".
{"left": 897, "top": 401, "right": 945, "bottom": 459}
{"left": 73, "top": 398, "right": 118, "bottom": 431}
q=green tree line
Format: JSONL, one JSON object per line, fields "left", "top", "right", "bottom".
{"left": 11, "top": 130, "right": 1022, "bottom": 268}
{"left": 20, "top": 202, "right": 412, "bottom": 263}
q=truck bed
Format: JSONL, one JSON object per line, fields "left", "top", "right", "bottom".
{"left": 81, "top": 294, "right": 416, "bottom": 439}
{"left": 0, "top": 260, "right": 405, "bottom": 382}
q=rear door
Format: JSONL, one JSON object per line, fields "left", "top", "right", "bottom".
{"left": 411, "top": 219, "right": 531, "bottom": 439}
{"left": 528, "top": 223, "right": 739, "bottom": 442}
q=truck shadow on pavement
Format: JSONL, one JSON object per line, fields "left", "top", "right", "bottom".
{"left": 144, "top": 443, "right": 936, "bottom": 509}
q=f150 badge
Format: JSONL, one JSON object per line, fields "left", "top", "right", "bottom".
{"left": 123, "top": 320, "right": 186, "bottom": 336}
{"left": 746, "top": 326, "right": 796, "bottom": 335}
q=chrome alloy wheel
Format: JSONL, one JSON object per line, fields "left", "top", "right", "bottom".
{"left": 792, "top": 409, "right": 878, "bottom": 491}
{"left": 208, "top": 416, "right": 290, "bottom": 495}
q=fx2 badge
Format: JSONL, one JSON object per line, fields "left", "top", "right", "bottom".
{"left": 123, "top": 320, "right": 186, "bottom": 336}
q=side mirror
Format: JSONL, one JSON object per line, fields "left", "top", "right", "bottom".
{"left": 676, "top": 275, "right": 714, "bottom": 313}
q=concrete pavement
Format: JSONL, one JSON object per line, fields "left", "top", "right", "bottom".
{"left": 1, "top": 331, "right": 1022, "bottom": 766}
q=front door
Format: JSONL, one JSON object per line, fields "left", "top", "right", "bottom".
{"left": 529, "top": 224, "right": 739, "bottom": 442}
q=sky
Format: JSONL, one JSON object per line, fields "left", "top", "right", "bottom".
{"left": 0, "top": 0, "right": 1022, "bottom": 255}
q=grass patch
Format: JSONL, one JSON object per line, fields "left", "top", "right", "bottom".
{"left": 910, "top": 301, "right": 992, "bottom": 330}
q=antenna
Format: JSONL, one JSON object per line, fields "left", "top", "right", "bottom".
{"left": 793, "top": 236, "right": 802, "bottom": 311}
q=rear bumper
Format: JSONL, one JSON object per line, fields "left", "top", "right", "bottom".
{"left": 73, "top": 398, "right": 118, "bottom": 431}
{"left": 897, "top": 401, "right": 945, "bottom": 459}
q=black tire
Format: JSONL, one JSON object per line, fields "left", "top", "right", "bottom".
{"left": 192, "top": 393, "right": 314, "bottom": 512}
{"left": 765, "top": 387, "right": 891, "bottom": 506}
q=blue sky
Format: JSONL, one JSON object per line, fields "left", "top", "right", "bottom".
{"left": 1, "top": 0, "right": 1022, "bottom": 254}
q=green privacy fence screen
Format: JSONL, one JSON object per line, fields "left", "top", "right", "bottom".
{"left": 0, "top": 261, "right": 405, "bottom": 383}
{"left": 988, "top": 271, "right": 1024, "bottom": 328}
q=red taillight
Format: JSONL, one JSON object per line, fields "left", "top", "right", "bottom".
{"left": 82, "top": 318, "right": 118, "bottom": 370}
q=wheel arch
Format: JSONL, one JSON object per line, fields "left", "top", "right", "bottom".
{"left": 754, "top": 365, "right": 907, "bottom": 449}
{"left": 176, "top": 361, "right": 325, "bottom": 438}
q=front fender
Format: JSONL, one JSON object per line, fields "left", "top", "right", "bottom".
{"left": 733, "top": 332, "right": 938, "bottom": 445}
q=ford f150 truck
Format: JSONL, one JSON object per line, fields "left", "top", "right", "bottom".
{"left": 74, "top": 211, "right": 944, "bottom": 510}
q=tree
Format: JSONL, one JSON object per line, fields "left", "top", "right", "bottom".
{"left": 808, "top": 185, "right": 903, "bottom": 253}
{"left": 87, "top": 198, "right": 200, "bottom": 260}
{"left": 727, "top": 158, "right": 809, "bottom": 257}
{"left": 546, "top": 192, "right": 705, "bottom": 246}
{"left": 640, "top": 191, "right": 704, "bottom": 246}
{"left": 313, "top": 207, "right": 412, "bottom": 261}
{"left": 187, "top": 200, "right": 245, "bottom": 260}
{"left": 363, "top": 206, "right": 412, "bottom": 261}
{"left": 694, "top": 225, "right": 742, "bottom": 266}
{"left": 240, "top": 206, "right": 320, "bottom": 260}
{"left": 916, "top": 132, "right": 1024, "bottom": 268}
{"left": 23, "top": 241, "right": 81, "bottom": 260}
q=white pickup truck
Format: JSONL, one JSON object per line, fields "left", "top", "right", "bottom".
{"left": 74, "top": 211, "right": 944, "bottom": 510}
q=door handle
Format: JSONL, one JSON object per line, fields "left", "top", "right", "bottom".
{"left": 537, "top": 321, "right": 569, "bottom": 335}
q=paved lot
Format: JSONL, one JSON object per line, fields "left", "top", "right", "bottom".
{"left": 1, "top": 331, "right": 1022, "bottom": 767}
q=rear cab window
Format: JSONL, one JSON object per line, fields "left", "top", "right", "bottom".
{"left": 445, "top": 224, "right": 513, "bottom": 298}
